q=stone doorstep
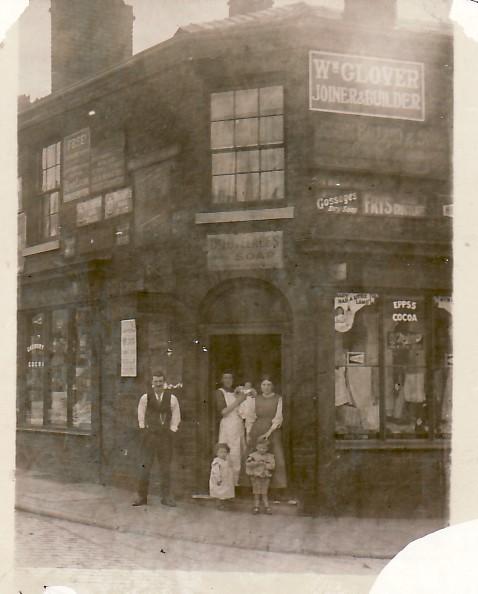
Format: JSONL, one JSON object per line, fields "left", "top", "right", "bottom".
{"left": 191, "top": 493, "right": 301, "bottom": 516}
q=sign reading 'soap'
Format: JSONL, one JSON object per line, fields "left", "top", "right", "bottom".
{"left": 309, "top": 51, "right": 425, "bottom": 121}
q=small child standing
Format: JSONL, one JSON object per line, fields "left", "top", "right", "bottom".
{"left": 245, "top": 437, "right": 275, "bottom": 514}
{"left": 209, "top": 442, "right": 235, "bottom": 509}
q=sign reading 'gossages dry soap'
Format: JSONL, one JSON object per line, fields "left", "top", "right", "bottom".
{"left": 207, "top": 231, "right": 283, "bottom": 271}
{"left": 309, "top": 51, "right": 424, "bottom": 121}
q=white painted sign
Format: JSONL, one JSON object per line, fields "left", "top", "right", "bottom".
{"left": 121, "top": 319, "right": 137, "bottom": 377}
{"left": 207, "top": 231, "right": 283, "bottom": 271}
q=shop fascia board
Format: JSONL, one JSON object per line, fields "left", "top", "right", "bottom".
{"left": 195, "top": 206, "right": 294, "bottom": 224}
{"left": 296, "top": 237, "right": 452, "bottom": 258}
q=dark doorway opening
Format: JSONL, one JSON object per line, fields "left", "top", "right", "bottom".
{"left": 208, "top": 333, "right": 282, "bottom": 450}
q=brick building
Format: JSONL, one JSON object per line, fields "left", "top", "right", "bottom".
{"left": 17, "top": 0, "right": 452, "bottom": 517}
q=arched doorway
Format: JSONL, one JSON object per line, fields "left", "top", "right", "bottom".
{"left": 197, "top": 278, "right": 292, "bottom": 491}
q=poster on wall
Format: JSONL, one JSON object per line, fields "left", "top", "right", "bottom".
{"left": 309, "top": 51, "right": 425, "bottom": 121}
{"left": 207, "top": 231, "right": 283, "bottom": 271}
{"left": 63, "top": 128, "right": 91, "bottom": 202}
{"left": 121, "top": 319, "right": 137, "bottom": 377}
{"left": 335, "top": 293, "right": 377, "bottom": 332}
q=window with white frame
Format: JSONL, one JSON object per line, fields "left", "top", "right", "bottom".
{"left": 210, "top": 86, "right": 284, "bottom": 204}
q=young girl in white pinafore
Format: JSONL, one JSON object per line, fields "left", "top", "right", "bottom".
{"left": 214, "top": 372, "right": 246, "bottom": 485}
{"left": 209, "top": 442, "right": 235, "bottom": 509}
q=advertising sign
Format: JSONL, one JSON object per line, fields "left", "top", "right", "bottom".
{"left": 76, "top": 196, "right": 103, "bottom": 226}
{"left": 121, "top": 319, "right": 137, "bottom": 377}
{"left": 316, "top": 189, "right": 427, "bottom": 217}
{"left": 335, "top": 293, "right": 377, "bottom": 333}
{"left": 63, "top": 128, "right": 91, "bottom": 202}
{"left": 207, "top": 231, "right": 283, "bottom": 271}
{"left": 309, "top": 51, "right": 425, "bottom": 121}
{"left": 105, "top": 187, "right": 133, "bottom": 218}
{"left": 91, "top": 133, "right": 126, "bottom": 193}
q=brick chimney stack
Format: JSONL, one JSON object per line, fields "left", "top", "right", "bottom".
{"left": 343, "top": 0, "right": 396, "bottom": 28}
{"left": 50, "top": 0, "right": 134, "bottom": 93}
{"left": 228, "top": 0, "right": 274, "bottom": 17}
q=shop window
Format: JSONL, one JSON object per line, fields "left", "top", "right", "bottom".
{"left": 334, "top": 293, "right": 452, "bottom": 441}
{"left": 211, "top": 86, "right": 284, "bottom": 204}
{"left": 27, "top": 141, "right": 61, "bottom": 245}
{"left": 21, "top": 307, "right": 93, "bottom": 431}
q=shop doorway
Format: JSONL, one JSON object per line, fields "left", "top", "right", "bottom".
{"left": 207, "top": 333, "right": 283, "bottom": 470}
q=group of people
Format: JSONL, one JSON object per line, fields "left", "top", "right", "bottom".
{"left": 131, "top": 369, "right": 286, "bottom": 515}
{"left": 209, "top": 372, "right": 287, "bottom": 514}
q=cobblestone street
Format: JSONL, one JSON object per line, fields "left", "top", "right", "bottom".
{"left": 16, "top": 511, "right": 386, "bottom": 574}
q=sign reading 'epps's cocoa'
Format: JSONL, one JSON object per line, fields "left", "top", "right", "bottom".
{"left": 207, "top": 231, "right": 283, "bottom": 271}
{"left": 309, "top": 51, "right": 425, "bottom": 121}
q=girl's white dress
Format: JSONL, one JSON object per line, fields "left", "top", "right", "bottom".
{"left": 209, "top": 456, "right": 235, "bottom": 500}
{"left": 217, "top": 388, "right": 246, "bottom": 485}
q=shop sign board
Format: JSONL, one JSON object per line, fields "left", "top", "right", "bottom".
{"left": 309, "top": 51, "right": 425, "bottom": 121}
{"left": 105, "top": 187, "right": 133, "bottom": 218}
{"left": 207, "top": 231, "right": 283, "bottom": 271}
{"left": 317, "top": 190, "right": 426, "bottom": 217}
{"left": 91, "top": 133, "right": 126, "bottom": 193}
{"left": 121, "top": 319, "right": 137, "bottom": 377}
{"left": 63, "top": 128, "right": 91, "bottom": 202}
{"left": 76, "top": 195, "right": 103, "bottom": 226}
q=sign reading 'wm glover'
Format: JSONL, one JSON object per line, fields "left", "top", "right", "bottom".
{"left": 309, "top": 51, "right": 425, "bottom": 121}
{"left": 207, "top": 232, "right": 283, "bottom": 271}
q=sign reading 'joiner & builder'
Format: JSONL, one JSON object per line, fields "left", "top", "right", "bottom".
{"left": 309, "top": 51, "right": 425, "bottom": 121}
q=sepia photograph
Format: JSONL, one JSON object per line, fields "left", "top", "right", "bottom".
{"left": 0, "top": 0, "right": 462, "bottom": 591}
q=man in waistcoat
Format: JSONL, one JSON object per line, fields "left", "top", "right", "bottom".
{"left": 132, "top": 371, "right": 181, "bottom": 507}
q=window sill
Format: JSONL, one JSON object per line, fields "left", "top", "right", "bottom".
{"left": 23, "top": 239, "right": 60, "bottom": 256}
{"left": 195, "top": 206, "right": 294, "bottom": 224}
{"left": 335, "top": 439, "right": 450, "bottom": 450}
{"left": 17, "top": 425, "right": 91, "bottom": 437}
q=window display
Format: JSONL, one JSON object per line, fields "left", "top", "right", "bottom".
{"left": 20, "top": 307, "right": 93, "bottom": 431}
{"left": 334, "top": 293, "right": 452, "bottom": 441}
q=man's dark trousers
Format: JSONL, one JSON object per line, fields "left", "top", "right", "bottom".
{"left": 137, "top": 427, "right": 174, "bottom": 500}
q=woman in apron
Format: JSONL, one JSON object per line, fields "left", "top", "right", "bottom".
{"left": 215, "top": 371, "right": 246, "bottom": 485}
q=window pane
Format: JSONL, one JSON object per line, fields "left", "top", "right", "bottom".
{"left": 235, "top": 88, "right": 259, "bottom": 118}
{"left": 46, "top": 166, "right": 56, "bottom": 190}
{"left": 235, "top": 118, "right": 258, "bottom": 147}
{"left": 49, "top": 309, "right": 68, "bottom": 427}
{"left": 56, "top": 141, "right": 61, "bottom": 163}
{"left": 261, "top": 147, "right": 284, "bottom": 171}
{"left": 73, "top": 309, "right": 93, "bottom": 429}
{"left": 236, "top": 172, "right": 260, "bottom": 202}
{"left": 211, "top": 91, "right": 235, "bottom": 121}
{"left": 42, "top": 197, "right": 50, "bottom": 239}
{"left": 42, "top": 170, "right": 48, "bottom": 192}
{"left": 46, "top": 143, "right": 56, "bottom": 168}
{"left": 236, "top": 149, "right": 260, "bottom": 173}
{"left": 42, "top": 148, "right": 47, "bottom": 170}
{"left": 50, "top": 213, "right": 59, "bottom": 237}
{"left": 433, "top": 297, "right": 452, "bottom": 438}
{"left": 260, "top": 115, "right": 283, "bottom": 144}
{"left": 26, "top": 313, "right": 46, "bottom": 426}
{"left": 55, "top": 164, "right": 61, "bottom": 187}
{"left": 50, "top": 191, "right": 59, "bottom": 214}
{"left": 334, "top": 294, "right": 380, "bottom": 438}
{"left": 211, "top": 120, "right": 234, "bottom": 149}
{"left": 260, "top": 85, "right": 283, "bottom": 116}
{"left": 212, "top": 175, "right": 235, "bottom": 204}
{"left": 212, "top": 152, "right": 235, "bottom": 175}
{"left": 260, "top": 170, "right": 284, "bottom": 200}
{"left": 384, "top": 297, "right": 427, "bottom": 438}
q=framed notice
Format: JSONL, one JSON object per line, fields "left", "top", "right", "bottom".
{"left": 121, "top": 319, "right": 137, "bottom": 377}
{"left": 309, "top": 51, "right": 425, "bottom": 121}
{"left": 91, "top": 133, "right": 126, "bottom": 193}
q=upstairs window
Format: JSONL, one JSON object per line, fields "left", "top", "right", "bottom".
{"left": 27, "top": 141, "right": 61, "bottom": 245}
{"left": 211, "top": 86, "right": 284, "bottom": 204}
